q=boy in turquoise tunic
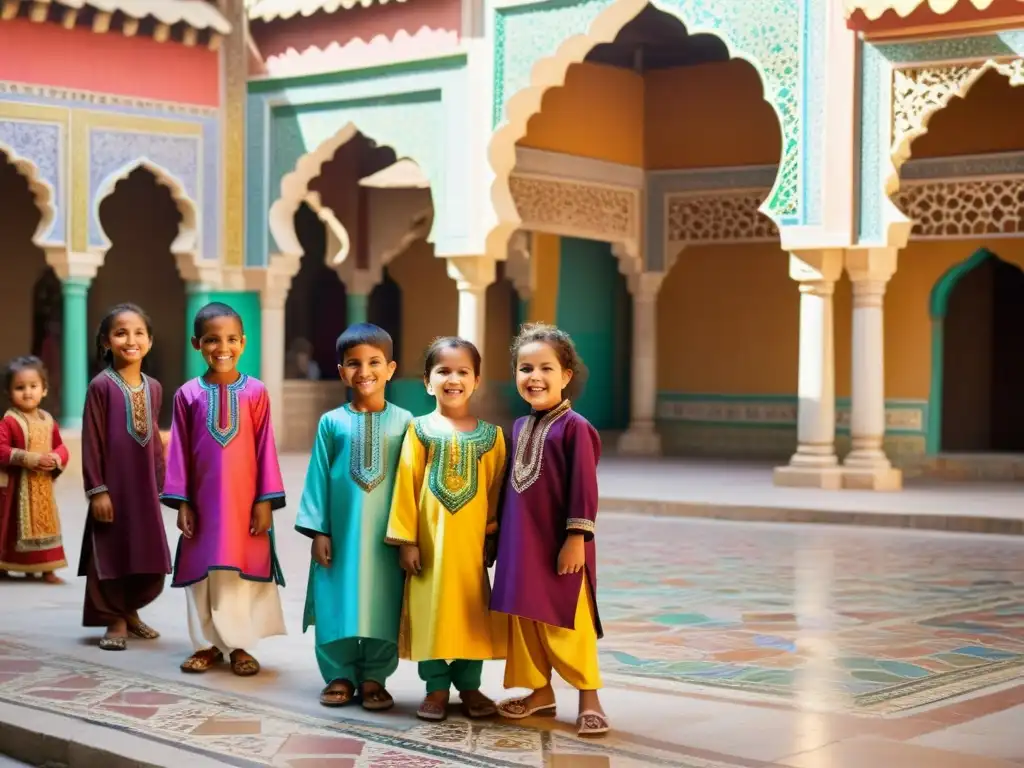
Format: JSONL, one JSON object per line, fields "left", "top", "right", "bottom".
{"left": 296, "top": 324, "right": 412, "bottom": 710}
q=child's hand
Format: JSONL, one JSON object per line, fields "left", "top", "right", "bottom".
{"left": 177, "top": 503, "right": 196, "bottom": 538}
{"left": 90, "top": 492, "right": 114, "bottom": 524}
{"left": 312, "top": 534, "right": 332, "bottom": 567}
{"left": 484, "top": 536, "right": 498, "bottom": 568}
{"left": 37, "top": 453, "right": 58, "bottom": 472}
{"left": 399, "top": 543, "right": 421, "bottom": 575}
{"left": 557, "top": 534, "right": 585, "bottom": 575}
{"left": 250, "top": 501, "right": 272, "bottom": 536}
{"left": 21, "top": 452, "right": 42, "bottom": 470}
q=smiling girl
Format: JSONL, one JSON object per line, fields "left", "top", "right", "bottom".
{"left": 386, "top": 336, "right": 507, "bottom": 722}
{"left": 161, "top": 302, "right": 288, "bottom": 678}
{"left": 491, "top": 323, "right": 608, "bottom": 737}
{"left": 81, "top": 303, "right": 172, "bottom": 651}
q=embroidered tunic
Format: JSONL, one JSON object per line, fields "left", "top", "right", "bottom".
{"left": 80, "top": 370, "right": 172, "bottom": 581}
{"left": 386, "top": 414, "right": 508, "bottom": 662}
{"left": 491, "top": 402, "right": 604, "bottom": 636}
{"left": 160, "top": 375, "right": 286, "bottom": 588}
{"left": 0, "top": 409, "right": 69, "bottom": 573}
{"left": 296, "top": 403, "right": 413, "bottom": 647}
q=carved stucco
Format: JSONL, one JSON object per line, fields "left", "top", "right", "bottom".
{"left": 894, "top": 179, "right": 1024, "bottom": 239}
{"left": 509, "top": 175, "right": 636, "bottom": 242}
{"left": 666, "top": 190, "right": 779, "bottom": 245}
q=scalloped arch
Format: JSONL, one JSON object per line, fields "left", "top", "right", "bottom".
{"left": 0, "top": 144, "right": 57, "bottom": 245}
{"left": 883, "top": 61, "right": 1024, "bottom": 247}
{"left": 94, "top": 161, "right": 200, "bottom": 275}
{"left": 486, "top": 0, "right": 787, "bottom": 258}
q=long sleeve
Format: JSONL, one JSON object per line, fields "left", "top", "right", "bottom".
{"left": 82, "top": 382, "right": 107, "bottom": 497}
{"left": 565, "top": 417, "right": 601, "bottom": 541}
{"left": 295, "top": 413, "right": 333, "bottom": 539}
{"left": 150, "top": 380, "right": 166, "bottom": 493}
{"left": 385, "top": 423, "right": 425, "bottom": 546}
{"left": 0, "top": 417, "right": 23, "bottom": 468}
{"left": 160, "top": 388, "right": 191, "bottom": 510}
{"left": 252, "top": 383, "right": 286, "bottom": 510}
{"left": 485, "top": 427, "right": 507, "bottom": 537}
{"left": 49, "top": 419, "right": 70, "bottom": 479}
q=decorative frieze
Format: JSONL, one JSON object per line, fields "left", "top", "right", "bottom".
{"left": 508, "top": 174, "right": 637, "bottom": 243}
{"left": 666, "top": 190, "right": 779, "bottom": 246}
{"left": 894, "top": 178, "right": 1024, "bottom": 239}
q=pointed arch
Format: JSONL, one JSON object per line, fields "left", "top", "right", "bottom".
{"left": 0, "top": 145, "right": 57, "bottom": 245}
{"left": 486, "top": 0, "right": 791, "bottom": 258}
{"left": 93, "top": 160, "right": 200, "bottom": 274}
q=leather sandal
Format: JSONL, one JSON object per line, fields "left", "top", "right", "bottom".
{"left": 459, "top": 690, "right": 497, "bottom": 719}
{"left": 497, "top": 697, "right": 557, "bottom": 719}
{"left": 180, "top": 647, "right": 224, "bottom": 673}
{"left": 360, "top": 683, "right": 395, "bottom": 712}
{"left": 229, "top": 650, "right": 260, "bottom": 677}
{"left": 98, "top": 636, "right": 127, "bottom": 652}
{"left": 417, "top": 694, "right": 449, "bottom": 722}
{"left": 320, "top": 679, "right": 355, "bottom": 707}
{"left": 576, "top": 710, "right": 610, "bottom": 737}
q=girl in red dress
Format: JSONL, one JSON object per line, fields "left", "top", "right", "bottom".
{"left": 0, "top": 355, "right": 69, "bottom": 582}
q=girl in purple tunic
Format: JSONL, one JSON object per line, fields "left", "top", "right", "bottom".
{"left": 82, "top": 303, "right": 171, "bottom": 652}
{"left": 161, "top": 303, "right": 287, "bottom": 677}
{"left": 492, "top": 323, "right": 608, "bottom": 737}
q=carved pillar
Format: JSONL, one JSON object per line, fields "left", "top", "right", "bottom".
{"left": 618, "top": 271, "right": 664, "bottom": 456}
{"left": 774, "top": 250, "right": 844, "bottom": 489}
{"left": 46, "top": 250, "right": 103, "bottom": 431}
{"left": 843, "top": 248, "right": 902, "bottom": 491}
{"left": 246, "top": 260, "right": 297, "bottom": 447}
{"left": 218, "top": 0, "right": 247, "bottom": 269}
{"left": 446, "top": 255, "right": 496, "bottom": 370}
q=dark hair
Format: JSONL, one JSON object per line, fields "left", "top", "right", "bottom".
{"left": 423, "top": 336, "right": 481, "bottom": 379}
{"left": 336, "top": 323, "right": 394, "bottom": 364}
{"left": 5, "top": 355, "right": 48, "bottom": 393}
{"left": 193, "top": 302, "right": 243, "bottom": 339}
{"left": 510, "top": 322, "right": 588, "bottom": 398}
{"left": 95, "top": 303, "right": 153, "bottom": 366}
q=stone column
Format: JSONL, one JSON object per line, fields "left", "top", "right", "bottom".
{"left": 184, "top": 282, "right": 213, "bottom": 380}
{"left": 60, "top": 277, "right": 90, "bottom": 430}
{"left": 618, "top": 272, "right": 665, "bottom": 456}
{"left": 446, "top": 255, "right": 495, "bottom": 352}
{"left": 335, "top": 266, "right": 380, "bottom": 328}
{"left": 774, "top": 250, "right": 844, "bottom": 489}
{"left": 843, "top": 248, "right": 902, "bottom": 490}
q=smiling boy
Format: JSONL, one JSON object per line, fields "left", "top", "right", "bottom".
{"left": 295, "top": 323, "right": 412, "bottom": 710}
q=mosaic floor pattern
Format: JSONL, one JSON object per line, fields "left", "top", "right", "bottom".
{"left": 0, "top": 638, "right": 733, "bottom": 768}
{"left": 595, "top": 519, "right": 1024, "bottom": 714}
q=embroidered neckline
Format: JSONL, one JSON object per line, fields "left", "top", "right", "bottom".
{"left": 103, "top": 368, "right": 152, "bottom": 447}
{"left": 345, "top": 403, "right": 388, "bottom": 492}
{"left": 511, "top": 399, "right": 571, "bottom": 494}
{"left": 414, "top": 414, "right": 498, "bottom": 514}
{"left": 197, "top": 375, "right": 248, "bottom": 447}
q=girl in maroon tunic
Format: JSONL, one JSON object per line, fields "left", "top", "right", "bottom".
{"left": 81, "top": 303, "right": 172, "bottom": 651}
{"left": 492, "top": 323, "right": 608, "bottom": 737}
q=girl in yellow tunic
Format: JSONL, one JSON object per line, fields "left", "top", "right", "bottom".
{"left": 386, "top": 336, "right": 507, "bottom": 722}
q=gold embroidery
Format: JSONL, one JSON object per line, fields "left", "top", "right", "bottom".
{"left": 6, "top": 410, "right": 62, "bottom": 553}
{"left": 129, "top": 388, "right": 150, "bottom": 438}
{"left": 511, "top": 399, "right": 572, "bottom": 494}
{"left": 567, "top": 518, "right": 596, "bottom": 534}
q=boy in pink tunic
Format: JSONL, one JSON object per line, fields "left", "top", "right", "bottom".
{"left": 161, "top": 303, "right": 287, "bottom": 677}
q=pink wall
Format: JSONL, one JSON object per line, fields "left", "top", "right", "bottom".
{"left": 250, "top": 0, "right": 460, "bottom": 59}
{"left": 0, "top": 19, "right": 220, "bottom": 106}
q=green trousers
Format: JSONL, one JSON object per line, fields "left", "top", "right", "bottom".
{"left": 417, "top": 659, "right": 483, "bottom": 694}
{"left": 316, "top": 637, "right": 398, "bottom": 686}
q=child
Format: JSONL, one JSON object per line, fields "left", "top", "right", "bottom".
{"left": 161, "top": 302, "right": 287, "bottom": 676}
{"left": 296, "top": 323, "right": 412, "bottom": 710}
{"left": 0, "top": 356, "right": 68, "bottom": 583}
{"left": 81, "top": 303, "right": 172, "bottom": 651}
{"left": 386, "top": 337, "right": 506, "bottom": 722}
{"left": 491, "top": 323, "right": 608, "bottom": 737}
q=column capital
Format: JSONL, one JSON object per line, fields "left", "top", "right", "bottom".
{"left": 844, "top": 246, "right": 898, "bottom": 284}
{"left": 177, "top": 254, "right": 223, "bottom": 288}
{"left": 244, "top": 266, "right": 292, "bottom": 310}
{"left": 46, "top": 249, "right": 103, "bottom": 282}
{"left": 789, "top": 249, "right": 844, "bottom": 284}
{"left": 628, "top": 271, "right": 665, "bottom": 300}
{"left": 446, "top": 254, "right": 496, "bottom": 292}
{"left": 506, "top": 231, "right": 534, "bottom": 300}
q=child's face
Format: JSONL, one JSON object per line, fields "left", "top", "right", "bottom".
{"left": 9, "top": 369, "right": 46, "bottom": 413}
{"left": 192, "top": 315, "right": 245, "bottom": 375}
{"left": 105, "top": 311, "right": 152, "bottom": 367}
{"left": 425, "top": 346, "right": 479, "bottom": 411}
{"left": 338, "top": 344, "right": 396, "bottom": 400}
{"left": 516, "top": 341, "right": 572, "bottom": 411}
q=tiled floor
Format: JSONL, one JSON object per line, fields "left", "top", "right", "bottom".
{"left": 0, "top": 458, "right": 1023, "bottom": 766}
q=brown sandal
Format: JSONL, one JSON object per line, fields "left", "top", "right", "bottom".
{"left": 417, "top": 693, "right": 449, "bottom": 722}
{"left": 360, "top": 682, "right": 395, "bottom": 712}
{"left": 459, "top": 689, "right": 497, "bottom": 719}
{"left": 180, "top": 647, "right": 223, "bottom": 673}
{"left": 127, "top": 620, "right": 160, "bottom": 640}
{"left": 577, "top": 709, "right": 610, "bottom": 737}
{"left": 320, "top": 679, "right": 356, "bottom": 707}
{"left": 229, "top": 650, "right": 260, "bottom": 677}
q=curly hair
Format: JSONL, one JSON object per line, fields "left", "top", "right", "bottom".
{"left": 510, "top": 322, "right": 588, "bottom": 398}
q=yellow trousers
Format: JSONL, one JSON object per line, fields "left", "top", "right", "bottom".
{"left": 504, "top": 581, "right": 602, "bottom": 691}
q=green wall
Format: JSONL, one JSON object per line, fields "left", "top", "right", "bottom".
{"left": 555, "top": 238, "right": 631, "bottom": 430}
{"left": 207, "top": 290, "right": 263, "bottom": 379}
